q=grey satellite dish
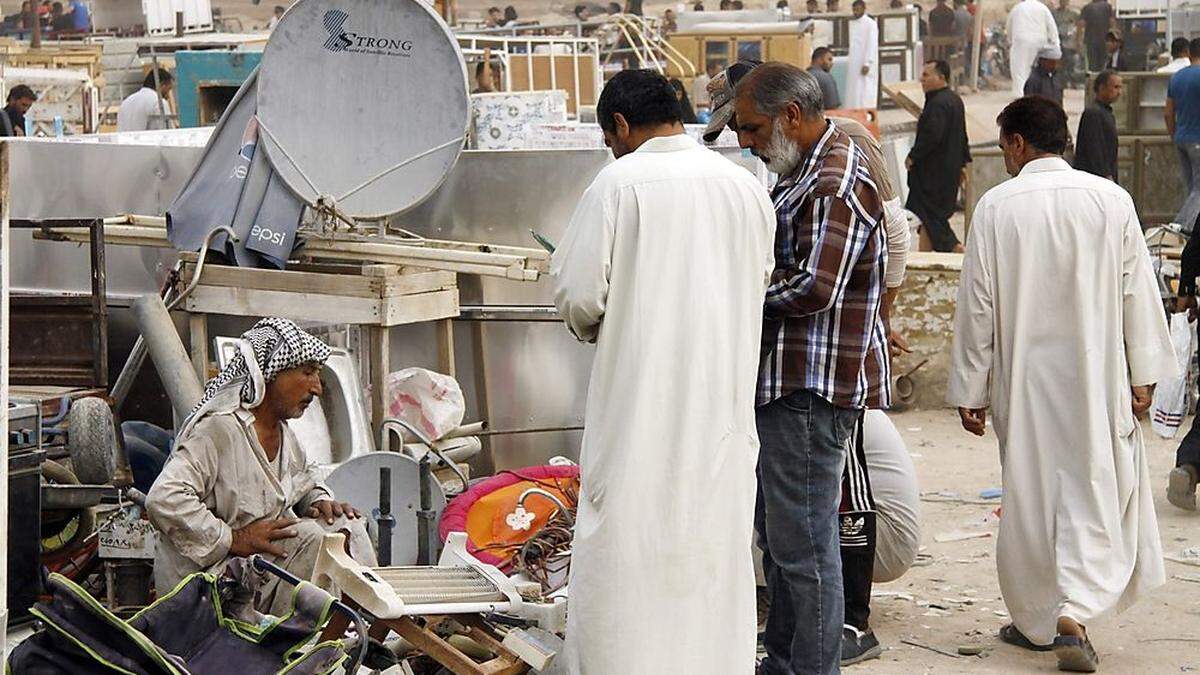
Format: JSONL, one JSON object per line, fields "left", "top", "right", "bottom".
{"left": 256, "top": 0, "right": 469, "bottom": 219}
{"left": 324, "top": 453, "right": 447, "bottom": 566}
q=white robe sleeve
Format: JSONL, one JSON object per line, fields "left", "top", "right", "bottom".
{"left": 883, "top": 196, "right": 909, "bottom": 288}
{"left": 146, "top": 434, "right": 233, "bottom": 569}
{"left": 946, "top": 203, "right": 995, "bottom": 409}
{"left": 1044, "top": 6, "right": 1061, "bottom": 48}
{"left": 1120, "top": 203, "right": 1176, "bottom": 386}
{"left": 866, "top": 19, "right": 879, "bottom": 68}
{"left": 551, "top": 179, "right": 617, "bottom": 343}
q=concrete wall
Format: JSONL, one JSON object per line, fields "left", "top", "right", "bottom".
{"left": 890, "top": 252, "right": 961, "bottom": 411}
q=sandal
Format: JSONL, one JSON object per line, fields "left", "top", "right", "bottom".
{"left": 999, "top": 623, "right": 1052, "bottom": 652}
{"left": 1053, "top": 634, "right": 1100, "bottom": 672}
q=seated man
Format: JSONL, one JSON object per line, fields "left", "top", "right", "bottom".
{"left": 147, "top": 318, "right": 376, "bottom": 616}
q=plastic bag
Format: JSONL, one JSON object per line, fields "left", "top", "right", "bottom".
{"left": 1151, "top": 312, "right": 1194, "bottom": 438}
{"left": 385, "top": 368, "right": 465, "bottom": 442}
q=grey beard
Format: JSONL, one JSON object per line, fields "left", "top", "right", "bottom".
{"left": 764, "top": 118, "right": 803, "bottom": 178}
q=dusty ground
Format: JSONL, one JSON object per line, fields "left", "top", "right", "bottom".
{"left": 860, "top": 408, "right": 1200, "bottom": 674}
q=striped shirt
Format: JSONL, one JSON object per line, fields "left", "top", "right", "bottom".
{"left": 757, "top": 121, "right": 892, "bottom": 410}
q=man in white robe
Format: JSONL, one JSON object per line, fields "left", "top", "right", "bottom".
{"left": 1007, "top": 0, "right": 1060, "bottom": 97}
{"left": 550, "top": 69, "right": 775, "bottom": 674}
{"left": 845, "top": 0, "right": 879, "bottom": 108}
{"left": 948, "top": 96, "right": 1174, "bottom": 672}
{"left": 148, "top": 318, "right": 376, "bottom": 616}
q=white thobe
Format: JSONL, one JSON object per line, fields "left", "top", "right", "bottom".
{"left": 116, "top": 86, "right": 172, "bottom": 132}
{"left": 1006, "top": 0, "right": 1059, "bottom": 97}
{"left": 550, "top": 133, "right": 775, "bottom": 674}
{"left": 947, "top": 157, "right": 1174, "bottom": 645}
{"left": 845, "top": 15, "right": 880, "bottom": 108}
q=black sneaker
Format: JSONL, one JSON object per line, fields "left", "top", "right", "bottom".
{"left": 841, "top": 625, "right": 882, "bottom": 666}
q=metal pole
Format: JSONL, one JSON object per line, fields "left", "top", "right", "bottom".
{"left": 28, "top": 3, "right": 41, "bottom": 49}
{"left": 376, "top": 466, "right": 394, "bottom": 566}
{"left": 174, "top": 10, "right": 184, "bottom": 37}
{"left": 971, "top": 0, "right": 984, "bottom": 91}
{"left": 416, "top": 456, "right": 436, "bottom": 565}
{"left": 131, "top": 294, "right": 204, "bottom": 420}
{"left": 0, "top": 133, "right": 11, "bottom": 658}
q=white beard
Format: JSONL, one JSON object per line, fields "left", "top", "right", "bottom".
{"left": 764, "top": 118, "right": 803, "bottom": 178}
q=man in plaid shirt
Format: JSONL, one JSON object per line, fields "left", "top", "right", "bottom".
{"left": 733, "top": 62, "right": 891, "bottom": 675}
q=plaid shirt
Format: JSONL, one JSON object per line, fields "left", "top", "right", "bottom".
{"left": 757, "top": 121, "right": 892, "bottom": 410}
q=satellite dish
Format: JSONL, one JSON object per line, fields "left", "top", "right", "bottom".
{"left": 256, "top": 0, "right": 469, "bottom": 219}
{"left": 324, "top": 453, "right": 448, "bottom": 566}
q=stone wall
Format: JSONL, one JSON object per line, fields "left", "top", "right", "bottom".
{"left": 890, "top": 252, "right": 961, "bottom": 410}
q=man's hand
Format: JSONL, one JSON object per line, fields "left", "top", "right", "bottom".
{"left": 230, "top": 517, "right": 298, "bottom": 558}
{"left": 861, "top": 65, "right": 870, "bottom": 75}
{"left": 905, "top": 156, "right": 913, "bottom": 171}
{"left": 306, "top": 500, "right": 359, "bottom": 525}
{"left": 888, "top": 328, "right": 912, "bottom": 357}
{"left": 1132, "top": 385, "right": 1155, "bottom": 418}
{"left": 1178, "top": 294, "right": 1197, "bottom": 319}
{"left": 958, "top": 407, "right": 988, "bottom": 436}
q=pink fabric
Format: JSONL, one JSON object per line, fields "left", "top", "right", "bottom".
{"left": 439, "top": 465, "right": 580, "bottom": 567}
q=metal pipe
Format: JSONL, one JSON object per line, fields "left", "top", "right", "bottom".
{"left": 379, "top": 417, "right": 469, "bottom": 491}
{"left": 111, "top": 226, "right": 237, "bottom": 410}
{"left": 132, "top": 294, "right": 204, "bottom": 420}
{"left": 417, "top": 456, "right": 435, "bottom": 565}
{"left": 517, "top": 487, "right": 575, "bottom": 526}
{"left": 376, "top": 466, "right": 394, "bottom": 566}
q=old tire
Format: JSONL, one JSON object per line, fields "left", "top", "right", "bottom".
{"left": 68, "top": 397, "right": 117, "bottom": 486}
{"left": 40, "top": 459, "right": 97, "bottom": 555}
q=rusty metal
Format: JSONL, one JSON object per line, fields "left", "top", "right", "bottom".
{"left": 9, "top": 295, "right": 106, "bottom": 387}
{"left": 89, "top": 219, "right": 108, "bottom": 387}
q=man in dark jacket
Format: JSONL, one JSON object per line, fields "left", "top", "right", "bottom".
{"left": 1023, "top": 46, "right": 1064, "bottom": 105}
{"left": 906, "top": 60, "right": 971, "bottom": 252}
{"left": 1074, "top": 70, "right": 1122, "bottom": 180}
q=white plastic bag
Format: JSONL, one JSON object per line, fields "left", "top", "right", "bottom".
{"left": 385, "top": 368, "right": 466, "bottom": 442}
{"left": 1151, "top": 312, "right": 1194, "bottom": 438}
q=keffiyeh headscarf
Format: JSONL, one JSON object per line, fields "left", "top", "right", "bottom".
{"left": 178, "top": 317, "right": 331, "bottom": 439}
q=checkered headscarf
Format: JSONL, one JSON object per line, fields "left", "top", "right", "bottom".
{"left": 178, "top": 317, "right": 330, "bottom": 438}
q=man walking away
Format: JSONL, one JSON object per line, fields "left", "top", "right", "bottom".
{"left": 1166, "top": 37, "right": 1200, "bottom": 232}
{"left": 1007, "top": 0, "right": 1060, "bottom": 96}
{"left": 845, "top": 0, "right": 879, "bottom": 108}
{"left": 809, "top": 47, "right": 841, "bottom": 109}
{"left": 906, "top": 60, "right": 971, "bottom": 253}
{"left": 949, "top": 95, "right": 1173, "bottom": 673}
{"left": 1080, "top": 0, "right": 1114, "bottom": 71}
{"left": 1159, "top": 36, "right": 1191, "bottom": 73}
{"left": 551, "top": 69, "right": 775, "bottom": 675}
{"left": 733, "top": 62, "right": 890, "bottom": 675}
{"left": 1024, "top": 45, "right": 1064, "bottom": 104}
{"left": 1074, "top": 70, "right": 1121, "bottom": 180}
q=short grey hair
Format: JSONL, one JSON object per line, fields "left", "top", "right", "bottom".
{"left": 734, "top": 62, "right": 824, "bottom": 120}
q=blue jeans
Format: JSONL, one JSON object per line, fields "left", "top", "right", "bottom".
{"left": 1175, "top": 142, "right": 1200, "bottom": 232}
{"left": 755, "top": 389, "right": 859, "bottom": 675}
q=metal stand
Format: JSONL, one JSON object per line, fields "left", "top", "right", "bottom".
{"left": 375, "top": 466, "right": 394, "bottom": 566}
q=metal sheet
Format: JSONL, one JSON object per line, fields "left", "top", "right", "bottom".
{"left": 9, "top": 139, "right": 764, "bottom": 469}
{"left": 257, "top": 0, "right": 469, "bottom": 218}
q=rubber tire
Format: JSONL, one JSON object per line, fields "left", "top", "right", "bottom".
{"left": 40, "top": 459, "right": 97, "bottom": 554}
{"left": 67, "top": 397, "right": 117, "bottom": 486}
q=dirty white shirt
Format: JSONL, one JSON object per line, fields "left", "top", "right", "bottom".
{"left": 116, "top": 86, "right": 172, "bottom": 132}
{"left": 147, "top": 409, "right": 333, "bottom": 592}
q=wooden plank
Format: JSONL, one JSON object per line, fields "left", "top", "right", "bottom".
{"left": 380, "top": 270, "right": 458, "bottom": 297}
{"left": 436, "top": 319, "right": 456, "bottom": 377}
{"left": 388, "top": 617, "right": 489, "bottom": 675}
{"left": 179, "top": 261, "right": 379, "bottom": 298}
{"left": 380, "top": 288, "right": 460, "bottom": 327}
{"left": 370, "top": 325, "right": 390, "bottom": 441}
{"left": 189, "top": 314, "right": 208, "bottom": 383}
{"left": 182, "top": 286, "right": 384, "bottom": 324}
